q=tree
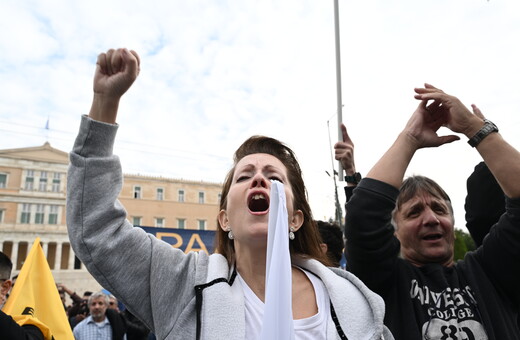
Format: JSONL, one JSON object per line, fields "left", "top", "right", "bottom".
{"left": 453, "top": 228, "right": 476, "bottom": 261}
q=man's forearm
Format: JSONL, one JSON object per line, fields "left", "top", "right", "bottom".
{"left": 366, "top": 132, "right": 417, "bottom": 189}
{"left": 475, "top": 132, "right": 520, "bottom": 198}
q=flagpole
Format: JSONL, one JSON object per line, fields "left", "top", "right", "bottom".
{"left": 45, "top": 116, "right": 50, "bottom": 143}
{"left": 333, "top": 0, "right": 344, "bottom": 179}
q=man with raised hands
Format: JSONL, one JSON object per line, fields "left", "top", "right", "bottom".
{"left": 345, "top": 84, "right": 520, "bottom": 339}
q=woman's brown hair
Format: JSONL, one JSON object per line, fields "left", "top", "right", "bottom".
{"left": 214, "top": 136, "right": 331, "bottom": 266}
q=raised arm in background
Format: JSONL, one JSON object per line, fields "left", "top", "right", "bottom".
{"left": 334, "top": 123, "right": 360, "bottom": 202}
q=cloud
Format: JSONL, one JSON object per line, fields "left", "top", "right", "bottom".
{"left": 1, "top": 0, "right": 520, "bottom": 224}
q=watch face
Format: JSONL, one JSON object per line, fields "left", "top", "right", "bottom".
{"left": 468, "top": 119, "right": 498, "bottom": 147}
{"left": 346, "top": 173, "right": 361, "bottom": 183}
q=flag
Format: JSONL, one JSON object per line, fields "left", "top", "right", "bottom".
{"left": 2, "top": 238, "right": 74, "bottom": 340}
{"left": 45, "top": 117, "right": 50, "bottom": 130}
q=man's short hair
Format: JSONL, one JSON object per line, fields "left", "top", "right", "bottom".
{"left": 392, "top": 175, "right": 454, "bottom": 228}
{"left": 0, "top": 251, "right": 13, "bottom": 280}
{"left": 87, "top": 291, "right": 109, "bottom": 307}
{"left": 316, "top": 220, "right": 344, "bottom": 267}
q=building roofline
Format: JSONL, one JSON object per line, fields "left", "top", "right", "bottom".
{"left": 0, "top": 143, "right": 222, "bottom": 185}
{"left": 0, "top": 142, "right": 69, "bottom": 164}
{"left": 123, "top": 173, "right": 222, "bottom": 186}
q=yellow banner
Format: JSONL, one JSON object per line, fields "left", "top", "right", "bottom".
{"left": 2, "top": 237, "right": 74, "bottom": 340}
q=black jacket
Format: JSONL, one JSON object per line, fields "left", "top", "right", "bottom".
{"left": 106, "top": 308, "right": 127, "bottom": 340}
{"left": 465, "top": 162, "right": 506, "bottom": 247}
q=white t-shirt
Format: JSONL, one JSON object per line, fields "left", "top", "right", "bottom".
{"left": 237, "top": 267, "right": 330, "bottom": 340}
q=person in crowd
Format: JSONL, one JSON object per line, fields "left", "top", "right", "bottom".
{"left": 465, "top": 161, "right": 505, "bottom": 247}
{"left": 334, "top": 123, "right": 363, "bottom": 205}
{"left": 465, "top": 158, "right": 520, "bottom": 333}
{"left": 108, "top": 293, "right": 120, "bottom": 313}
{"left": 57, "top": 283, "right": 83, "bottom": 314}
{"left": 57, "top": 286, "right": 67, "bottom": 310}
{"left": 333, "top": 122, "right": 362, "bottom": 269}
{"left": 316, "top": 220, "right": 344, "bottom": 268}
{"left": 68, "top": 290, "right": 92, "bottom": 329}
{"left": 0, "top": 251, "right": 47, "bottom": 340}
{"left": 0, "top": 252, "right": 13, "bottom": 309}
{"left": 345, "top": 84, "right": 520, "bottom": 339}
{"left": 67, "top": 47, "right": 393, "bottom": 340}
{"left": 73, "top": 291, "right": 126, "bottom": 340}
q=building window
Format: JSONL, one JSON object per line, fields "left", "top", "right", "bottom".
{"left": 218, "top": 193, "right": 222, "bottom": 202}
{"left": 134, "top": 186, "right": 141, "bottom": 199}
{"left": 39, "top": 171, "right": 48, "bottom": 191}
{"left": 177, "top": 219, "right": 186, "bottom": 229}
{"left": 198, "top": 220, "right": 206, "bottom": 230}
{"left": 48, "top": 205, "right": 58, "bottom": 224}
{"left": 132, "top": 217, "right": 142, "bottom": 226}
{"left": 0, "top": 210, "right": 4, "bottom": 223}
{"left": 35, "top": 204, "right": 45, "bottom": 224}
{"left": 155, "top": 218, "right": 164, "bottom": 228}
{"left": 156, "top": 188, "right": 164, "bottom": 201}
{"left": 0, "top": 173, "right": 7, "bottom": 189}
{"left": 198, "top": 192, "right": 205, "bottom": 204}
{"left": 178, "top": 190, "right": 185, "bottom": 203}
{"left": 52, "top": 172, "right": 61, "bottom": 192}
{"left": 25, "top": 170, "right": 34, "bottom": 190}
{"left": 21, "top": 204, "right": 31, "bottom": 223}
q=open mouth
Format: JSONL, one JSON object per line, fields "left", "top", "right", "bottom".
{"left": 422, "top": 233, "right": 442, "bottom": 241}
{"left": 248, "top": 192, "right": 269, "bottom": 213}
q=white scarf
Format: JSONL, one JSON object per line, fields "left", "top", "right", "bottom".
{"left": 260, "top": 181, "right": 295, "bottom": 340}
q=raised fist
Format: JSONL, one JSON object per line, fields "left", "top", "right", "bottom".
{"left": 93, "top": 48, "right": 140, "bottom": 99}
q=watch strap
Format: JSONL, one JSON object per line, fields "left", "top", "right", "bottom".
{"left": 344, "top": 172, "right": 362, "bottom": 184}
{"left": 468, "top": 119, "right": 498, "bottom": 147}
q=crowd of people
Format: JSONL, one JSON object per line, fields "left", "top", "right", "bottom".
{"left": 2, "top": 46, "right": 519, "bottom": 339}
{"left": 56, "top": 284, "right": 153, "bottom": 340}
{"left": 1, "top": 256, "right": 154, "bottom": 340}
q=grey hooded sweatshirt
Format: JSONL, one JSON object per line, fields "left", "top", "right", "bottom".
{"left": 67, "top": 115, "right": 394, "bottom": 340}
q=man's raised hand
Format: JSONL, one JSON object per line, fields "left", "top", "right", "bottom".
{"left": 414, "top": 84, "right": 484, "bottom": 139}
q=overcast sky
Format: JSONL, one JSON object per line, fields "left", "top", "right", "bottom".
{"left": 1, "top": 0, "right": 519, "bottom": 229}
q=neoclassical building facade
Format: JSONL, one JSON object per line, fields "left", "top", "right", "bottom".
{"left": 0, "top": 142, "right": 221, "bottom": 297}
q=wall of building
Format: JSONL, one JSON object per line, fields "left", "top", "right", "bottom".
{"left": 121, "top": 174, "right": 221, "bottom": 230}
{"left": 0, "top": 143, "right": 222, "bottom": 297}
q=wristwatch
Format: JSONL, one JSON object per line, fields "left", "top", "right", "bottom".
{"left": 468, "top": 119, "right": 498, "bottom": 147}
{"left": 345, "top": 172, "right": 362, "bottom": 184}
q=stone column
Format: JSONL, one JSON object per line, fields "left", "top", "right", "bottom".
{"left": 54, "top": 242, "right": 62, "bottom": 270}
{"left": 68, "top": 245, "right": 75, "bottom": 270}
{"left": 42, "top": 242, "right": 48, "bottom": 257}
{"left": 11, "top": 241, "right": 19, "bottom": 270}
{"left": 42, "top": 242, "right": 50, "bottom": 267}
